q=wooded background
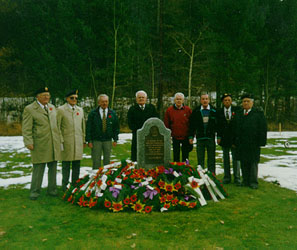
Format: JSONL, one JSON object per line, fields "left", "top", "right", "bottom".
{"left": 0, "top": 0, "right": 297, "bottom": 126}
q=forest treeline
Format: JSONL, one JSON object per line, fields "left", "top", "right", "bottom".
{"left": 0, "top": 0, "right": 297, "bottom": 124}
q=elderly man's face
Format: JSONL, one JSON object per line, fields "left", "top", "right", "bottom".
{"left": 98, "top": 96, "right": 109, "bottom": 109}
{"left": 222, "top": 96, "right": 232, "bottom": 108}
{"left": 136, "top": 93, "right": 147, "bottom": 105}
{"left": 174, "top": 95, "right": 184, "bottom": 108}
{"left": 242, "top": 98, "right": 254, "bottom": 110}
{"left": 37, "top": 92, "right": 50, "bottom": 105}
{"left": 200, "top": 95, "right": 209, "bottom": 108}
{"left": 66, "top": 95, "right": 78, "bottom": 106}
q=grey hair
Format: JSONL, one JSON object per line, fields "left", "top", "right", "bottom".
{"left": 174, "top": 92, "right": 184, "bottom": 99}
{"left": 136, "top": 90, "right": 147, "bottom": 98}
{"left": 97, "top": 94, "right": 109, "bottom": 101}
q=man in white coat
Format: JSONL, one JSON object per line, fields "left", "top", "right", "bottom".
{"left": 22, "top": 87, "right": 61, "bottom": 200}
{"left": 57, "top": 89, "right": 85, "bottom": 191}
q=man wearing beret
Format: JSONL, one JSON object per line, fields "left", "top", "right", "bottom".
{"left": 217, "top": 93, "right": 241, "bottom": 185}
{"left": 57, "top": 90, "right": 85, "bottom": 191}
{"left": 235, "top": 94, "right": 267, "bottom": 189}
{"left": 86, "top": 94, "right": 119, "bottom": 169}
{"left": 22, "top": 87, "right": 61, "bottom": 200}
{"left": 127, "top": 90, "right": 158, "bottom": 161}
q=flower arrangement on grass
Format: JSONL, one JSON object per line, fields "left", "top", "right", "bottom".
{"left": 63, "top": 160, "right": 228, "bottom": 213}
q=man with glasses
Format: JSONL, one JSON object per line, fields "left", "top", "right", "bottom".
{"left": 86, "top": 94, "right": 119, "bottom": 169}
{"left": 22, "top": 87, "right": 61, "bottom": 200}
{"left": 57, "top": 89, "right": 85, "bottom": 191}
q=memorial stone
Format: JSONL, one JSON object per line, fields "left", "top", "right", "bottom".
{"left": 137, "top": 118, "right": 171, "bottom": 169}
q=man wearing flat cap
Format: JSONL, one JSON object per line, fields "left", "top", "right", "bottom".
{"left": 22, "top": 87, "right": 61, "bottom": 200}
{"left": 57, "top": 89, "right": 85, "bottom": 191}
{"left": 235, "top": 93, "right": 267, "bottom": 189}
{"left": 217, "top": 93, "right": 241, "bottom": 185}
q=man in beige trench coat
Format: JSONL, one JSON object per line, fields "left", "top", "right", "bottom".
{"left": 22, "top": 87, "right": 61, "bottom": 200}
{"left": 57, "top": 89, "right": 85, "bottom": 191}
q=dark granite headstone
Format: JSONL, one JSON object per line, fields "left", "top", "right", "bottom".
{"left": 137, "top": 118, "right": 171, "bottom": 169}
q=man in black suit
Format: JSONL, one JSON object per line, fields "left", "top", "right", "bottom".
{"left": 217, "top": 93, "right": 241, "bottom": 185}
{"left": 235, "top": 93, "right": 267, "bottom": 189}
{"left": 127, "top": 90, "right": 158, "bottom": 161}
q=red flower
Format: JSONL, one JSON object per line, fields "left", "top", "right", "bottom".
{"left": 232, "top": 112, "right": 235, "bottom": 116}
{"left": 67, "top": 195, "right": 73, "bottom": 202}
{"left": 166, "top": 194, "right": 174, "bottom": 201}
{"left": 179, "top": 201, "right": 187, "bottom": 206}
{"left": 164, "top": 203, "right": 171, "bottom": 209}
{"left": 165, "top": 184, "right": 173, "bottom": 192}
{"left": 88, "top": 198, "right": 97, "bottom": 208}
{"left": 174, "top": 182, "right": 182, "bottom": 190}
{"left": 188, "top": 202, "right": 197, "bottom": 208}
{"left": 157, "top": 166, "right": 165, "bottom": 174}
{"left": 171, "top": 198, "right": 179, "bottom": 205}
{"left": 144, "top": 206, "right": 152, "bottom": 213}
{"left": 130, "top": 194, "right": 137, "bottom": 203}
{"left": 134, "top": 203, "right": 143, "bottom": 212}
{"left": 160, "top": 196, "right": 166, "bottom": 203}
{"left": 106, "top": 180, "right": 112, "bottom": 186}
{"left": 123, "top": 197, "right": 130, "bottom": 205}
{"left": 104, "top": 200, "right": 111, "bottom": 208}
{"left": 158, "top": 180, "right": 165, "bottom": 188}
{"left": 97, "top": 180, "right": 102, "bottom": 187}
{"left": 77, "top": 112, "right": 79, "bottom": 115}
{"left": 49, "top": 107, "right": 53, "bottom": 111}
{"left": 89, "top": 181, "right": 95, "bottom": 188}
{"left": 190, "top": 180, "right": 199, "bottom": 189}
{"left": 112, "top": 202, "right": 123, "bottom": 212}
{"left": 108, "top": 115, "right": 112, "bottom": 118}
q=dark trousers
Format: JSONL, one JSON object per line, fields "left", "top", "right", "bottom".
{"left": 240, "top": 160, "right": 258, "bottom": 188}
{"left": 196, "top": 139, "right": 216, "bottom": 174}
{"left": 30, "top": 161, "right": 57, "bottom": 199}
{"left": 131, "top": 132, "right": 137, "bottom": 161}
{"left": 222, "top": 146, "right": 241, "bottom": 183}
{"left": 62, "top": 160, "right": 80, "bottom": 190}
{"left": 172, "top": 138, "right": 190, "bottom": 162}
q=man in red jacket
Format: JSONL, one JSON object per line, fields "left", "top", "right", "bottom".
{"left": 164, "top": 92, "right": 192, "bottom": 162}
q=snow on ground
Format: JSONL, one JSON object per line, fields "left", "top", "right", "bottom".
{"left": 0, "top": 132, "right": 296, "bottom": 192}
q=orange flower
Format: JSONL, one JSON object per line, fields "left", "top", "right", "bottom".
{"left": 188, "top": 202, "right": 197, "bottom": 208}
{"left": 174, "top": 182, "right": 182, "bottom": 190}
{"left": 86, "top": 191, "right": 91, "bottom": 197}
{"left": 123, "top": 176, "right": 128, "bottom": 181}
{"left": 67, "top": 195, "right": 73, "bottom": 202}
{"left": 97, "top": 180, "right": 102, "bottom": 187}
{"left": 157, "top": 166, "right": 165, "bottom": 174}
{"left": 111, "top": 201, "right": 123, "bottom": 212}
{"left": 190, "top": 180, "right": 199, "bottom": 189}
{"left": 104, "top": 200, "right": 111, "bottom": 208}
{"left": 89, "top": 181, "right": 95, "bottom": 188}
{"left": 78, "top": 196, "right": 87, "bottom": 207}
{"left": 123, "top": 197, "right": 130, "bottom": 205}
{"left": 144, "top": 206, "right": 153, "bottom": 213}
{"left": 130, "top": 194, "right": 137, "bottom": 203}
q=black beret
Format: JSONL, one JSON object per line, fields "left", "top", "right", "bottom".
{"left": 35, "top": 87, "right": 49, "bottom": 96}
{"left": 221, "top": 93, "right": 232, "bottom": 101}
{"left": 241, "top": 93, "right": 254, "bottom": 100}
{"left": 65, "top": 89, "right": 79, "bottom": 97}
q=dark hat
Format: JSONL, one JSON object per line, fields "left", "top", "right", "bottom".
{"left": 35, "top": 87, "right": 49, "bottom": 96}
{"left": 221, "top": 93, "right": 232, "bottom": 101}
{"left": 241, "top": 93, "right": 254, "bottom": 100}
{"left": 65, "top": 89, "right": 79, "bottom": 98}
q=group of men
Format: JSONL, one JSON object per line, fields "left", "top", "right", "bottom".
{"left": 22, "top": 88, "right": 267, "bottom": 200}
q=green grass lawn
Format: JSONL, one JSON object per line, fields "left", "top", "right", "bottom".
{"left": 1, "top": 139, "right": 297, "bottom": 249}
